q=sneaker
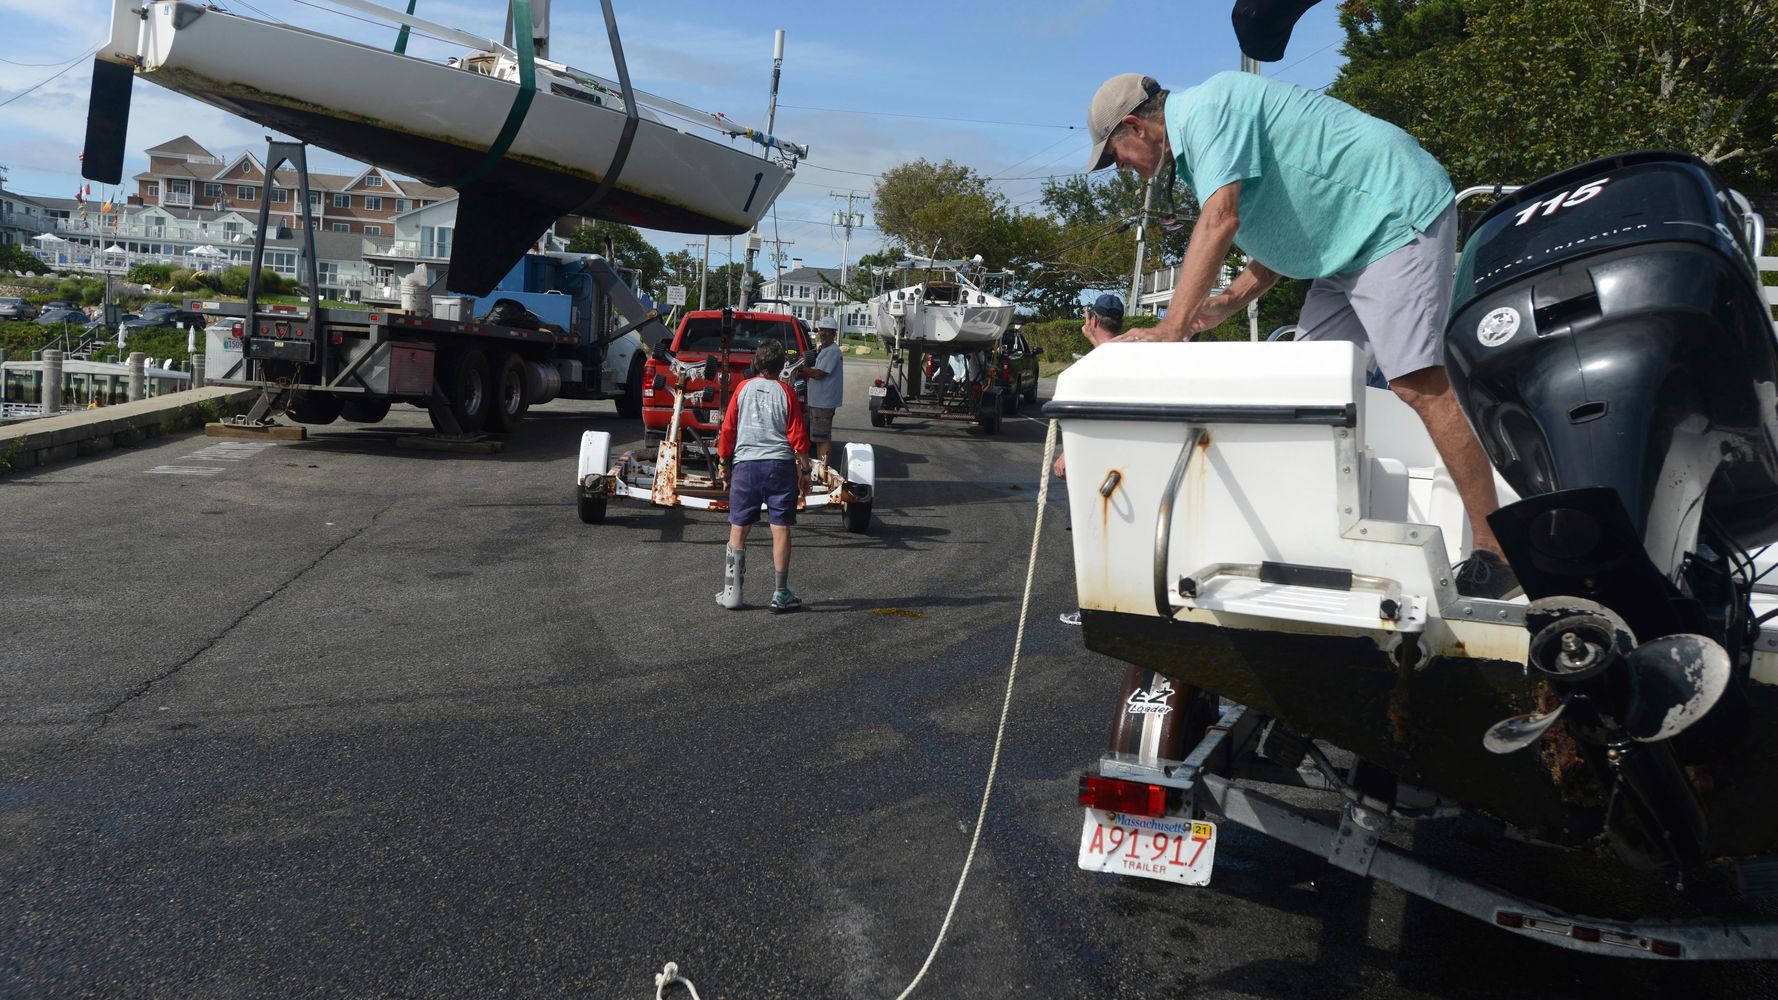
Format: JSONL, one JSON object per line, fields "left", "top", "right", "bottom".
{"left": 1058, "top": 610, "right": 1082, "bottom": 626}
{"left": 770, "top": 589, "right": 802, "bottom": 613}
{"left": 1454, "top": 550, "right": 1522, "bottom": 600}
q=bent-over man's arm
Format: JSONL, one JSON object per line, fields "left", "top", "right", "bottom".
{"left": 1114, "top": 181, "right": 1242, "bottom": 343}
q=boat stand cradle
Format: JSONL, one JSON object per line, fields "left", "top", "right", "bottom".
{"left": 1090, "top": 703, "right": 1778, "bottom": 960}
{"left": 205, "top": 384, "right": 305, "bottom": 441}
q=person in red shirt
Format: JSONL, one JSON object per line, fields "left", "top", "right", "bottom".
{"left": 716, "top": 339, "right": 812, "bottom": 612}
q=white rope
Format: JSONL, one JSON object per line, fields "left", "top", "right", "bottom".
{"left": 890, "top": 417, "right": 1058, "bottom": 999}
{"left": 653, "top": 419, "right": 1060, "bottom": 999}
{"left": 654, "top": 962, "right": 702, "bottom": 1000}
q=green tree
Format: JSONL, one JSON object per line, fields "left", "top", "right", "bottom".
{"left": 0, "top": 243, "right": 49, "bottom": 275}
{"left": 873, "top": 159, "right": 1007, "bottom": 264}
{"left": 1330, "top": 0, "right": 1778, "bottom": 189}
{"left": 567, "top": 220, "right": 666, "bottom": 295}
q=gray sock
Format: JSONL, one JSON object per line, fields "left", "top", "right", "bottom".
{"left": 775, "top": 569, "right": 788, "bottom": 592}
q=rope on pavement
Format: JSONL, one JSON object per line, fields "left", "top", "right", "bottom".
{"left": 654, "top": 962, "right": 702, "bottom": 999}
{"left": 890, "top": 416, "right": 1058, "bottom": 999}
{"left": 652, "top": 419, "right": 1060, "bottom": 998}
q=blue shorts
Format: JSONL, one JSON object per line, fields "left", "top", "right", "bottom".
{"left": 728, "top": 458, "right": 798, "bottom": 526}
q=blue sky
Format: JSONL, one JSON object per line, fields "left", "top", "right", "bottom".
{"left": 0, "top": 0, "right": 1349, "bottom": 269}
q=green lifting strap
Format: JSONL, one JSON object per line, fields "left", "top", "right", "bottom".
{"left": 393, "top": 0, "right": 416, "bottom": 54}
{"left": 443, "top": 0, "right": 536, "bottom": 189}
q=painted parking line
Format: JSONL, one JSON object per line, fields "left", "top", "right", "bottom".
{"left": 146, "top": 440, "right": 273, "bottom": 476}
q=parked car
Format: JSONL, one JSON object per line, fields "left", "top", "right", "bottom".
{"left": 120, "top": 302, "right": 205, "bottom": 333}
{"left": 0, "top": 297, "right": 37, "bottom": 320}
{"left": 640, "top": 303, "right": 813, "bottom": 452}
{"left": 35, "top": 308, "right": 88, "bottom": 326}
{"left": 995, "top": 326, "right": 1042, "bottom": 411}
{"left": 40, "top": 300, "right": 80, "bottom": 313}
{"left": 93, "top": 312, "right": 137, "bottom": 333}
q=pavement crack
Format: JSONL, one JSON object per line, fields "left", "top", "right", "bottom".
{"left": 79, "top": 502, "right": 398, "bottom": 739}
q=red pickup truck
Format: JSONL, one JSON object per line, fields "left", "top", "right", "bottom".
{"left": 641, "top": 305, "right": 813, "bottom": 451}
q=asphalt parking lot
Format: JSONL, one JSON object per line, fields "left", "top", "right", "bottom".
{"left": 3, "top": 363, "right": 1774, "bottom": 998}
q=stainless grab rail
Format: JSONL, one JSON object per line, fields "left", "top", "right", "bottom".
{"left": 1154, "top": 427, "right": 1206, "bottom": 619}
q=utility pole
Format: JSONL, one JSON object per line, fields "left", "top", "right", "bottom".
{"left": 831, "top": 191, "right": 865, "bottom": 330}
{"left": 687, "top": 239, "right": 709, "bottom": 309}
{"left": 741, "top": 29, "right": 785, "bottom": 308}
{"left": 1127, "top": 177, "right": 1154, "bottom": 312}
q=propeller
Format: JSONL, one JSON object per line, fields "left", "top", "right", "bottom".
{"left": 1619, "top": 634, "right": 1732, "bottom": 743}
{"left": 1482, "top": 598, "right": 1732, "bottom": 754}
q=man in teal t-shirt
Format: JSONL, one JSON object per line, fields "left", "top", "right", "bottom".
{"left": 1081, "top": 71, "right": 1515, "bottom": 599}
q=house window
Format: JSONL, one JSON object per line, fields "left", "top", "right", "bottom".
{"left": 204, "top": 183, "right": 222, "bottom": 198}
{"left": 145, "top": 182, "right": 159, "bottom": 198}
{"left": 240, "top": 162, "right": 253, "bottom": 175}
{"left": 363, "top": 225, "right": 382, "bottom": 235}
{"left": 265, "top": 250, "right": 297, "bottom": 274}
{"left": 271, "top": 187, "right": 288, "bottom": 204}
{"left": 331, "top": 223, "right": 351, "bottom": 232}
{"left": 396, "top": 199, "right": 411, "bottom": 213}
{"left": 364, "top": 196, "right": 383, "bottom": 212}
{"left": 333, "top": 193, "right": 351, "bottom": 209}
{"left": 420, "top": 226, "right": 434, "bottom": 258}
{"left": 420, "top": 225, "right": 454, "bottom": 258}
{"left": 168, "top": 179, "right": 190, "bottom": 195}
{"left": 236, "top": 185, "right": 254, "bottom": 200}
{"left": 364, "top": 175, "right": 383, "bottom": 187}
{"left": 223, "top": 221, "right": 243, "bottom": 237}
{"left": 308, "top": 191, "right": 321, "bottom": 207}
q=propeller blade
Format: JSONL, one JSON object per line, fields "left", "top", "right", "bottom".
{"left": 82, "top": 59, "right": 133, "bottom": 185}
{"left": 1483, "top": 701, "right": 1568, "bottom": 754}
{"left": 1622, "top": 634, "right": 1732, "bottom": 743}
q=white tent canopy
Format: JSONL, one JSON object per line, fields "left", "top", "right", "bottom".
{"left": 30, "top": 233, "right": 67, "bottom": 243}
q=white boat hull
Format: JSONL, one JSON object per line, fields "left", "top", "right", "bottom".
{"left": 868, "top": 286, "right": 1012, "bottom": 349}
{"left": 100, "top": 2, "right": 791, "bottom": 236}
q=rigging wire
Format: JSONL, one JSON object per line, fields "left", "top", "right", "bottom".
{"left": 0, "top": 45, "right": 99, "bottom": 110}
{"left": 777, "top": 103, "right": 1075, "bottom": 130}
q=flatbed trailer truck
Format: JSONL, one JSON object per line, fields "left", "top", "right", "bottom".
{"left": 198, "top": 250, "right": 669, "bottom": 436}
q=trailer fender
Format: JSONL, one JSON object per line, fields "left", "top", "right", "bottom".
{"left": 844, "top": 442, "right": 875, "bottom": 496}
{"left": 577, "top": 430, "right": 612, "bottom": 486}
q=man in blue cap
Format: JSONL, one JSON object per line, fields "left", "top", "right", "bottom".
{"left": 1056, "top": 293, "right": 1126, "bottom": 627}
{"left": 1079, "top": 71, "right": 1516, "bottom": 599}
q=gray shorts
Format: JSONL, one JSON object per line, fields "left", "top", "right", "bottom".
{"left": 807, "top": 406, "right": 835, "bottom": 442}
{"left": 1295, "top": 202, "right": 1456, "bottom": 382}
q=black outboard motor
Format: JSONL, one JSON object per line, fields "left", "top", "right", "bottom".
{"left": 1446, "top": 151, "right": 1778, "bottom": 870}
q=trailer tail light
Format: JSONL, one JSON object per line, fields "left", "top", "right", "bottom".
{"left": 331, "top": 332, "right": 344, "bottom": 345}
{"left": 1077, "top": 773, "right": 1171, "bottom": 818}
{"left": 230, "top": 322, "right": 243, "bottom": 338}
{"left": 1570, "top": 925, "right": 1601, "bottom": 943}
{"left": 1494, "top": 911, "right": 1523, "bottom": 928}
{"left": 873, "top": 378, "right": 884, "bottom": 387}
{"left": 1650, "top": 939, "right": 1683, "bottom": 958}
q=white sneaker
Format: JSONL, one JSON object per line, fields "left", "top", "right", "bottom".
{"left": 1058, "top": 610, "right": 1082, "bottom": 626}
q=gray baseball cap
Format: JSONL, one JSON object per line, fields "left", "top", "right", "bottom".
{"left": 1086, "top": 73, "right": 1161, "bottom": 171}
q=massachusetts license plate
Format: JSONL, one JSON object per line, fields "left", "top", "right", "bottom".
{"left": 1077, "top": 809, "right": 1216, "bottom": 886}
{"left": 868, "top": 385, "right": 888, "bottom": 397}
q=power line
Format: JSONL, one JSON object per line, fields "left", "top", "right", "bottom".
{"left": 0, "top": 45, "right": 99, "bottom": 110}
{"left": 778, "top": 104, "right": 1076, "bottom": 130}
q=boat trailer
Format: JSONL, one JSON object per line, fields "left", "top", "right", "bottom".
{"left": 1080, "top": 696, "right": 1778, "bottom": 960}
{"left": 575, "top": 351, "right": 875, "bottom": 532}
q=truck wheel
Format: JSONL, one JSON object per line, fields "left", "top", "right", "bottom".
{"left": 616, "top": 353, "right": 646, "bottom": 419}
{"left": 869, "top": 409, "right": 886, "bottom": 428}
{"left": 340, "top": 398, "right": 392, "bottom": 423}
{"left": 1024, "top": 377, "right": 1038, "bottom": 404}
{"left": 844, "top": 499, "right": 872, "bottom": 534}
{"left": 979, "top": 408, "right": 1002, "bottom": 435}
{"left": 446, "top": 349, "right": 492, "bottom": 434}
{"left": 577, "top": 491, "right": 608, "bottom": 524}
{"left": 488, "top": 353, "right": 529, "bottom": 433}
{"left": 285, "top": 391, "right": 342, "bottom": 425}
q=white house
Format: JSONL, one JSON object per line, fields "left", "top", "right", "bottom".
{"left": 757, "top": 262, "right": 873, "bottom": 334}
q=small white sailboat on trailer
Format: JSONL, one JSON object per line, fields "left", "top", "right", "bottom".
{"left": 81, "top": 0, "right": 806, "bottom": 294}
{"left": 867, "top": 256, "right": 1014, "bottom": 350}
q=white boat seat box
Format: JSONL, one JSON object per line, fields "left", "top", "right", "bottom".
{"left": 1048, "top": 341, "right": 1517, "bottom": 653}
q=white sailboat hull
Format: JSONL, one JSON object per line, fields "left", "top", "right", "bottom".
{"left": 868, "top": 287, "right": 1013, "bottom": 349}
{"left": 100, "top": 1, "right": 791, "bottom": 235}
